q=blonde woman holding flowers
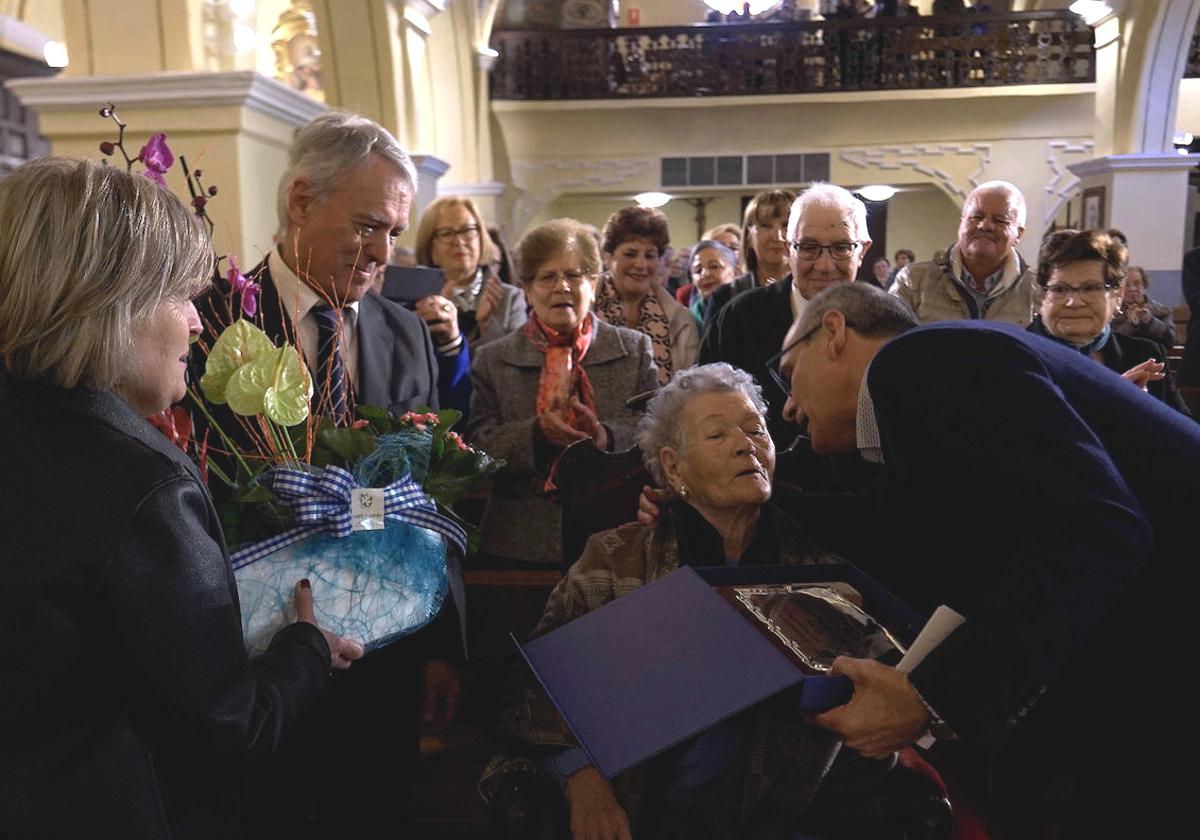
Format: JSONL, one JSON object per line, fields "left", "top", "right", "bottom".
{"left": 0, "top": 158, "right": 361, "bottom": 839}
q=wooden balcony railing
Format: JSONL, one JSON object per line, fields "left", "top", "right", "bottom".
{"left": 489, "top": 11, "right": 1094, "bottom": 101}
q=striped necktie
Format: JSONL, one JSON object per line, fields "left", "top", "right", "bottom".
{"left": 311, "top": 303, "right": 349, "bottom": 423}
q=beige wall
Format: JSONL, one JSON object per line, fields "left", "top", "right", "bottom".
{"left": 495, "top": 85, "right": 1096, "bottom": 261}
{"left": 885, "top": 187, "right": 962, "bottom": 264}
{"left": 1176, "top": 78, "right": 1200, "bottom": 136}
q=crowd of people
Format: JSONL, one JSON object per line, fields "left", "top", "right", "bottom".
{"left": 2, "top": 107, "right": 1197, "bottom": 840}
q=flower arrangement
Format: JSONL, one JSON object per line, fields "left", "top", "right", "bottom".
{"left": 101, "top": 104, "right": 500, "bottom": 651}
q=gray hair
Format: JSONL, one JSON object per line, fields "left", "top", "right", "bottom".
{"left": 691, "top": 239, "right": 737, "bottom": 269}
{"left": 636, "top": 363, "right": 768, "bottom": 485}
{"left": 789, "top": 183, "right": 869, "bottom": 243}
{"left": 965, "top": 180, "right": 1027, "bottom": 228}
{"left": 0, "top": 156, "right": 213, "bottom": 391}
{"left": 276, "top": 110, "right": 417, "bottom": 234}
{"left": 793, "top": 283, "right": 919, "bottom": 342}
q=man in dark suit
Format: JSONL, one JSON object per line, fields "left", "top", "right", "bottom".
{"left": 779, "top": 282, "right": 1198, "bottom": 834}
{"left": 193, "top": 110, "right": 462, "bottom": 837}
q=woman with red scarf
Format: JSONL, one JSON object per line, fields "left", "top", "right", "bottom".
{"left": 468, "top": 218, "right": 658, "bottom": 567}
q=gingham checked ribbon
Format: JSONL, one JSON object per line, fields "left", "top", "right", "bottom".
{"left": 229, "top": 465, "right": 466, "bottom": 570}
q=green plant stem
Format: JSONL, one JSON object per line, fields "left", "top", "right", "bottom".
{"left": 187, "top": 387, "right": 255, "bottom": 479}
{"left": 204, "top": 456, "right": 235, "bottom": 487}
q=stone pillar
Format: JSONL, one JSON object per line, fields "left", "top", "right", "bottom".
{"left": 1067, "top": 154, "right": 1198, "bottom": 307}
{"left": 7, "top": 70, "right": 325, "bottom": 263}
{"left": 411, "top": 152, "right": 450, "bottom": 220}
{"left": 1069, "top": 0, "right": 1200, "bottom": 307}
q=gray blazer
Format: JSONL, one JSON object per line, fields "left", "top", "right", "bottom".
{"left": 475, "top": 281, "right": 528, "bottom": 348}
{"left": 467, "top": 318, "right": 658, "bottom": 565}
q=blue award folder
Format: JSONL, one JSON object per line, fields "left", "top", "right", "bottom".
{"left": 516, "top": 564, "right": 923, "bottom": 779}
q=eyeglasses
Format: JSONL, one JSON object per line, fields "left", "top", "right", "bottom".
{"left": 433, "top": 225, "right": 481, "bottom": 244}
{"left": 763, "top": 318, "right": 858, "bottom": 397}
{"left": 789, "top": 241, "right": 861, "bottom": 262}
{"left": 1043, "top": 283, "right": 1115, "bottom": 302}
{"left": 531, "top": 270, "right": 592, "bottom": 289}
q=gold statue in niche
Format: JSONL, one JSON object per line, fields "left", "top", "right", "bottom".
{"left": 272, "top": 1, "right": 324, "bottom": 101}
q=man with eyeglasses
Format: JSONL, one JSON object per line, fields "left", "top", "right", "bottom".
{"left": 699, "top": 184, "right": 871, "bottom": 483}
{"left": 776, "top": 282, "right": 1199, "bottom": 836}
{"left": 890, "top": 180, "right": 1037, "bottom": 325}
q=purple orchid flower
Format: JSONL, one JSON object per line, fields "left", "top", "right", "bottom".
{"left": 227, "top": 256, "right": 261, "bottom": 318}
{"left": 138, "top": 133, "right": 174, "bottom": 186}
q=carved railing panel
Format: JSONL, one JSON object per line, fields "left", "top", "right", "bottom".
{"left": 490, "top": 11, "right": 1093, "bottom": 100}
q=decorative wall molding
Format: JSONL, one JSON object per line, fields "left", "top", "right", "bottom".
{"left": 839, "top": 143, "right": 992, "bottom": 201}
{"left": 1066, "top": 153, "right": 1200, "bottom": 177}
{"left": 438, "top": 180, "right": 506, "bottom": 197}
{"left": 510, "top": 157, "right": 655, "bottom": 235}
{"left": 5, "top": 71, "right": 326, "bottom": 128}
{"left": 404, "top": 0, "right": 446, "bottom": 38}
{"left": 1042, "top": 139, "right": 1095, "bottom": 227}
{"left": 413, "top": 153, "right": 452, "bottom": 179}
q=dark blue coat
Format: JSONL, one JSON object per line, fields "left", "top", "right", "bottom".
{"left": 862, "top": 321, "right": 1200, "bottom": 825}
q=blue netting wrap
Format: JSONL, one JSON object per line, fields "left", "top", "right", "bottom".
{"left": 235, "top": 520, "right": 448, "bottom": 657}
{"left": 355, "top": 428, "right": 433, "bottom": 487}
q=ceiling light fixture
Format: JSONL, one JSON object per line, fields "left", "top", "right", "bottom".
{"left": 857, "top": 184, "right": 897, "bottom": 202}
{"left": 635, "top": 191, "right": 672, "bottom": 208}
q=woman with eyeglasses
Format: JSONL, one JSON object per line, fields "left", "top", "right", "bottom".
{"left": 467, "top": 218, "right": 658, "bottom": 566}
{"left": 414, "top": 196, "right": 527, "bottom": 350}
{"left": 1028, "top": 229, "right": 1190, "bottom": 414}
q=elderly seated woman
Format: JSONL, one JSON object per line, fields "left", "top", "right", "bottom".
{"left": 468, "top": 218, "right": 658, "bottom": 566}
{"left": 675, "top": 239, "right": 739, "bottom": 328}
{"left": 593, "top": 205, "right": 699, "bottom": 386}
{"left": 1028, "top": 229, "right": 1191, "bottom": 415}
{"left": 481, "top": 364, "right": 914, "bottom": 840}
{"left": 1111, "top": 264, "right": 1179, "bottom": 353}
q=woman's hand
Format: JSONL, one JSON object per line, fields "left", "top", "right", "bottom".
{"left": 295, "top": 579, "right": 365, "bottom": 670}
{"left": 415, "top": 295, "right": 462, "bottom": 347}
{"left": 538, "top": 396, "right": 590, "bottom": 449}
{"left": 569, "top": 397, "right": 609, "bottom": 450}
{"left": 564, "top": 766, "right": 632, "bottom": 840}
{"left": 475, "top": 276, "right": 506, "bottom": 328}
{"left": 1127, "top": 304, "right": 1152, "bottom": 327}
{"left": 1122, "top": 358, "right": 1166, "bottom": 391}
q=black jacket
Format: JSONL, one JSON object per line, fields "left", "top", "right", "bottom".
{"left": 1027, "top": 316, "right": 1191, "bottom": 416}
{"left": 0, "top": 378, "right": 329, "bottom": 839}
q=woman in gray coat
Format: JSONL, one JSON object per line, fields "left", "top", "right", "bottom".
{"left": 468, "top": 218, "right": 658, "bottom": 566}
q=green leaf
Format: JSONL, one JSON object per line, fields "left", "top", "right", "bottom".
{"left": 356, "top": 404, "right": 396, "bottom": 435}
{"left": 200, "top": 319, "right": 274, "bottom": 405}
{"left": 315, "top": 427, "right": 379, "bottom": 467}
{"left": 225, "top": 346, "right": 313, "bottom": 425}
{"left": 436, "top": 408, "right": 463, "bottom": 431}
{"left": 262, "top": 346, "right": 313, "bottom": 426}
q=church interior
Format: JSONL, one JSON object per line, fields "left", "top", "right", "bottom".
{"left": 1, "top": 1, "right": 1196, "bottom": 837}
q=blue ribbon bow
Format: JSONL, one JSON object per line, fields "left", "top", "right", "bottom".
{"left": 229, "top": 465, "right": 467, "bottom": 570}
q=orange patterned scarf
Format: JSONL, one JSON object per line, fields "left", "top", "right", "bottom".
{"left": 525, "top": 309, "right": 598, "bottom": 431}
{"left": 524, "top": 312, "right": 598, "bottom": 493}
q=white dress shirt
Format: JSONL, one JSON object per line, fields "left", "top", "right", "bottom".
{"left": 269, "top": 250, "right": 361, "bottom": 382}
